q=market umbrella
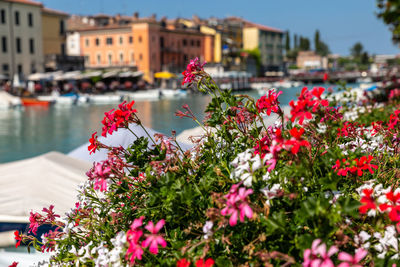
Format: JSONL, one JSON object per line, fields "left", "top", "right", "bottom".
{"left": 154, "top": 72, "right": 177, "bottom": 79}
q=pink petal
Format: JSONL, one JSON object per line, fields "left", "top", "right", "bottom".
{"left": 321, "top": 259, "right": 335, "bottom": 267}
{"left": 327, "top": 246, "right": 338, "bottom": 257}
{"left": 141, "top": 237, "right": 151, "bottom": 248}
{"left": 156, "top": 236, "right": 167, "bottom": 248}
{"left": 154, "top": 219, "right": 165, "bottom": 233}
{"left": 311, "top": 239, "right": 322, "bottom": 252}
{"left": 145, "top": 221, "right": 155, "bottom": 233}
{"left": 338, "top": 252, "right": 353, "bottom": 262}
{"left": 149, "top": 239, "right": 159, "bottom": 254}
{"left": 229, "top": 210, "right": 238, "bottom": 226}
{"left": 354, "top": 248, "right": 367, "bottom": 262}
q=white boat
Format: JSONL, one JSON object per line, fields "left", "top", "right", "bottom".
{"left": 37, "top": 95, "right": 76, "bottom": 105}
{"left": 159, "top": 89, "right": 187, "bottom": 99}
{"left": 88, "top": 93, "right": 123, "bottom": 104}
{"left": 117, "top": 90, "right": 162, "bottom": 101}
{"left": 0, "top": 91, "right": 22, "bottom": 109}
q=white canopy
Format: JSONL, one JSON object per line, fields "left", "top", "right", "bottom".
{"left": 68, "top": 124, "right": 193, "bottom": 163}
{"left": 0, "top": 152, "right": 91, "bottom": 222}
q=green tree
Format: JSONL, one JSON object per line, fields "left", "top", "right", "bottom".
{"left": 314, "top": 30, "right": 320, "bottom": 52}
{"left": 285, "top": 31, "right": 291, "bottom": 52}
{"left": 294, "top": 34, "right": 298, "bottom": 49}
{"left": 299, "top": 36, "right": 310, "bottom": 51}
{"left": 377, "top": 0, "right": 400, "bottom": 44}
{"left": 350, "top": 42, "right": 364, "bottom": 59}
{"left": 361, "top": 51, "right": 370, "bottom": 65}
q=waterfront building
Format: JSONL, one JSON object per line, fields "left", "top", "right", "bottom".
{"left": 69, "top": 14, "right": 214, "bottom": 82}
{"left": 242, "top": 19, "right": 284, "bottom": 72}
{"left": 296, "top": 50, "right": 323, "bottom": 69}
{"left": 0, "top": 0, "right": 44, "bottom": 79}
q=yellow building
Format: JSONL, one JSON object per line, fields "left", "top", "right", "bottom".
{"left": 42, "top": 7, "right": 68, "bottom": 56}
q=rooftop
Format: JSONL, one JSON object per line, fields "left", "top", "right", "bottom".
{"left": 42, "top": 7, "right": 69, "bottom": 17}
{"left": 4, "top": 0, "right": 43, "bottom": 7}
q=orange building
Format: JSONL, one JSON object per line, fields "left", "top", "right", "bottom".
{"left": 76, "top": 20, "right": 214, "bottom": 81}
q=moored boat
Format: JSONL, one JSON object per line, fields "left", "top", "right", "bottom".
{"left": 21, "top": 97, "right": 53, "bottom": 107}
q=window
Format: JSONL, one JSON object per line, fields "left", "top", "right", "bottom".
{"left": 2, "top": 64, "right": 9, "bottom": 72}
{"left": 130, "top": 52, "right": 134, "bottom": 63}
{"left": 119, "top": 36, "right": 123, "bottom": 44}
{"left": 106, "top": 37, "right": 113, "bottom": 45}
{"left": 129, "top": 36, "right": 133, "bottom": 44}
{"left": 60, "top": 20, "right": 65, "bottom": 35}
{"left": 14, "top": 11, "right": 19, "bottom": 25}
{"left": 190, "top": 40, "right": 194, "bottom": 46}
{"left": 85, "top": 38, "right": 89, "bottom": 47}
{"left": 29, "top": 38, "right": 34, "bottom": 54}
{"left": 119, "top": 53, "right": 123, "bottom": 63}
{"left": 95, "top": 38, "right": 100, "bottom": 46}
{"left": 28, "top": 13, "right": 33, "bottom": 27}
{"left": 17, "top": 64, "right": 22, "bottom": 74}
{"left": 61, "top": 44, "right": 65, "bottom": 55}
{"left": 1, "top": 9, "right": 5, "bottom": 24}
{"left": 183, "top": 39, "right": 187, "bottom": 46}
{"left": 196, "top": 40, "right": 200, "bottom": 47}
{"left": 160, "top": 37, "right": 164, "bottom": 48}
{"left": 16, "top": 37, "right": 21, "bottom": 53}
{"left": 138, "top": 36, "right": 142, "bottom": 43}
{"left": 31, "top": 62, "right": 36, "bottom": 73}
{"left": 84, "top": 55, "right": 90, "bottom": 65}
{"left": 97, "top": 54, "right": 101, "bottom": 64}
{"left": 1, "top": 36, "right": 7, "bottom": 53}
{"left": 108, "top": 54, "right": 112, "bottom": 65}
{"left": 183, "top": 54, "right": 188, "bottom": 62}
{"left": 139, "top": 53, "right": 142, "bottom": 60}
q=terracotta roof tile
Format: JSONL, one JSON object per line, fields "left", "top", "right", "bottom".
{"left": 4, "top": 0, "right": 43, "bottom": 7}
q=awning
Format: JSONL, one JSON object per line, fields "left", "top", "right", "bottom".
{"left": 118, "top": 71, "right": 143, "bottom": 78}
{"left": 154, "top": 72, "right": 177, "bottom": 79}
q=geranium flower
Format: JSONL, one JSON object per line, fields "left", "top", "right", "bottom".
{"left": 338, "top": 248, "right": 367, "bottom": 267}
{"left": 142, "top": 219, "right": 167, "bottom": 254}
{"left": 303, "top": 239, "right": 338, "bottom": 267}
{"left": 88, "top": 132, "right": 98, "bottom": 154}
{"left": 14, "top": 231, "right": 22, "bottom": 248}
{"left": 177, "top": 258, "right": 191, "bottom": 267}
{"left": 379, "top": 190, "right": 400, "bottom": 222}
{"left": 196, "top": 258, "right": 214, "bottom": 267}
{"left": 256, "top": 90, "right": 282, "bottom": 115}
{"left": 359, "top": 188, "right": 376, "bottom": 214}
{"left": 28, "top": 212, "right": 42, "bottom": 235}
{"left": 8, "top": 262, "right": 18, "bottom": 267}
{"left": 182, "top": 57, "right": 206, "bottom": 85}
{"left": 221, "top": 185, "right": 253, "bottom": 226}
{"left": 126, "top": 217, "right": 145, "bottom": 264}
{"left": 101, "top": 101, "right": 137, "bottom": 137}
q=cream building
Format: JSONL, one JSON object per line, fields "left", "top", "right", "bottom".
{"left": 243, "top": 21, "right": 284, "bottom": 71}
{"left": 0, "top": 0, "right": 44, "bottom": 79}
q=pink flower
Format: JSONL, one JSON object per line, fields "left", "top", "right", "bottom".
{"left": 303, "top": 239, "right": 338, "bottom": 267}
{"left": 338, "top": 248, "right": 367, "bottom": 267}
{"left": 182, "top": 57, "right": 206, "bottom": 85}
{"left": 142, "top": 219, "right": 167, "bottom": 254}
{"left": 221, "top": 184, "right": 253, "bottom": 226}
{"left": 28, "top": 211, "right": 42, "bottom": 235}
{"left": 126, "top": 216, "right": 145, "bottom": 264}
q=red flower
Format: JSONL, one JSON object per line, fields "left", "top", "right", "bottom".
{"left": 177, "top": 258, "right": 191, "bottom": 267}
{"left": 88, "top": 132, "right": 99, "bottom": 154}
{"left": 332, "top": 156, "right": 378, "bottom": 177}
{"left": 379, "top": 191, "right": 400, "bottom": 222}
{"left": 8, "top": 262, "right": 18, "bottom": 267}
{"left": 256, "top": 90, "right": 282, "bottom": 115}
{"left": 14, "top": 231, "right": 22, "bottom": 248}
{"left": 101, "top": 101, "right": 137, "bottom": 137}
{"left": 359, "top": 188, "right": 376, "bottom": 214}
{"left": 196, "top": 258, "right": 215, "bottom": 267}
{"left": 285, "top": 127, "right": 310, "bottom": 154}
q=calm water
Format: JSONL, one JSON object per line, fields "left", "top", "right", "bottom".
{"left": 0, "top": 84, "right": 357, "bottom": 163}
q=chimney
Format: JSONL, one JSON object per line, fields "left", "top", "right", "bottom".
{"left": 133, "top": 12, "right": 139, "bottom": 20}
{"left": 151, "top": 13, "right": 156, "bottom": 21}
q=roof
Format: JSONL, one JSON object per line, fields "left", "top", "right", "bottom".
{"left": 4, "top": 0, "right": 42, "bottom": 7}
{"left": 225, "top": 16, "right": 283, "bottom": 33}
{"left": 42, "top": 7, "right": 69, "bottom": 17}
{"left": 76, "top": 24, "right": 132, "bottom": 33}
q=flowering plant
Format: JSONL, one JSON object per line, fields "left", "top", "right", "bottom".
{"left": 14, "top": 60, "right": 400, "bottom": 266}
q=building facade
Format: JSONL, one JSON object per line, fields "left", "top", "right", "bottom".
{"left": 0, "top": 0, "right": 44, "bottom": 79}
{"left": 243, "top": 21, "right": 284, "bottom": 72}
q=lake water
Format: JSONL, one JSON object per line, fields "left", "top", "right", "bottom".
{"left": 0, "top": 83, "right": 358, "bottom": 163}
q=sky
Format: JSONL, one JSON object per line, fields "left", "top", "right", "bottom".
{"left": 41, "top": 0, "right": 400, "bottom": 56}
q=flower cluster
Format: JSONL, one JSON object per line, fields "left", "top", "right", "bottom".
{"left": 256, "top": 90, "right": 282, "bottom": 115}
{"left": 221, "top": 183, "right": 253, "bottom": 226}
{"left": 181, "top": 57, "right": 206, "bottom": 85}
{"left": 101, "top": 100, "right": 138, "bottom": 137}
{"left": 289, "top": 87, "right": 329, "bottom": 125}
{"left": 332, "top": 155, "right": 378, "bottom": 176}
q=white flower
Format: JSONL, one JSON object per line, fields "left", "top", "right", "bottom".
{"left": 203, "top": 221, "right": 213, "bottom": 239}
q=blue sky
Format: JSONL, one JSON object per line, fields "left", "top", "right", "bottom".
{"left": 41, "top": 0, "right": 399, "bottom": 55}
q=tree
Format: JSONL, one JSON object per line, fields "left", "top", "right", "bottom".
{"left": 299, "top": 36, "right": 310, "bottom": 51}
{"left": 351, "top": 42, "right": 364, "bottom": 59}
{"left": 314, "top": 30, "right": 320, "bottom": 52}
{"left": 317, "top": 41, "right": 330, "bottom": 56}
{"left": 285, "top": 31, "right": 291, "bottom": 52}
{"left": 377, "top": 0, "right": 400, "bottom": 44}
{"left": 361, "top": 51, "right": 370, "bottom": 65}
{"left": 294, "top": 34, "right": 298, "bottom": 49}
